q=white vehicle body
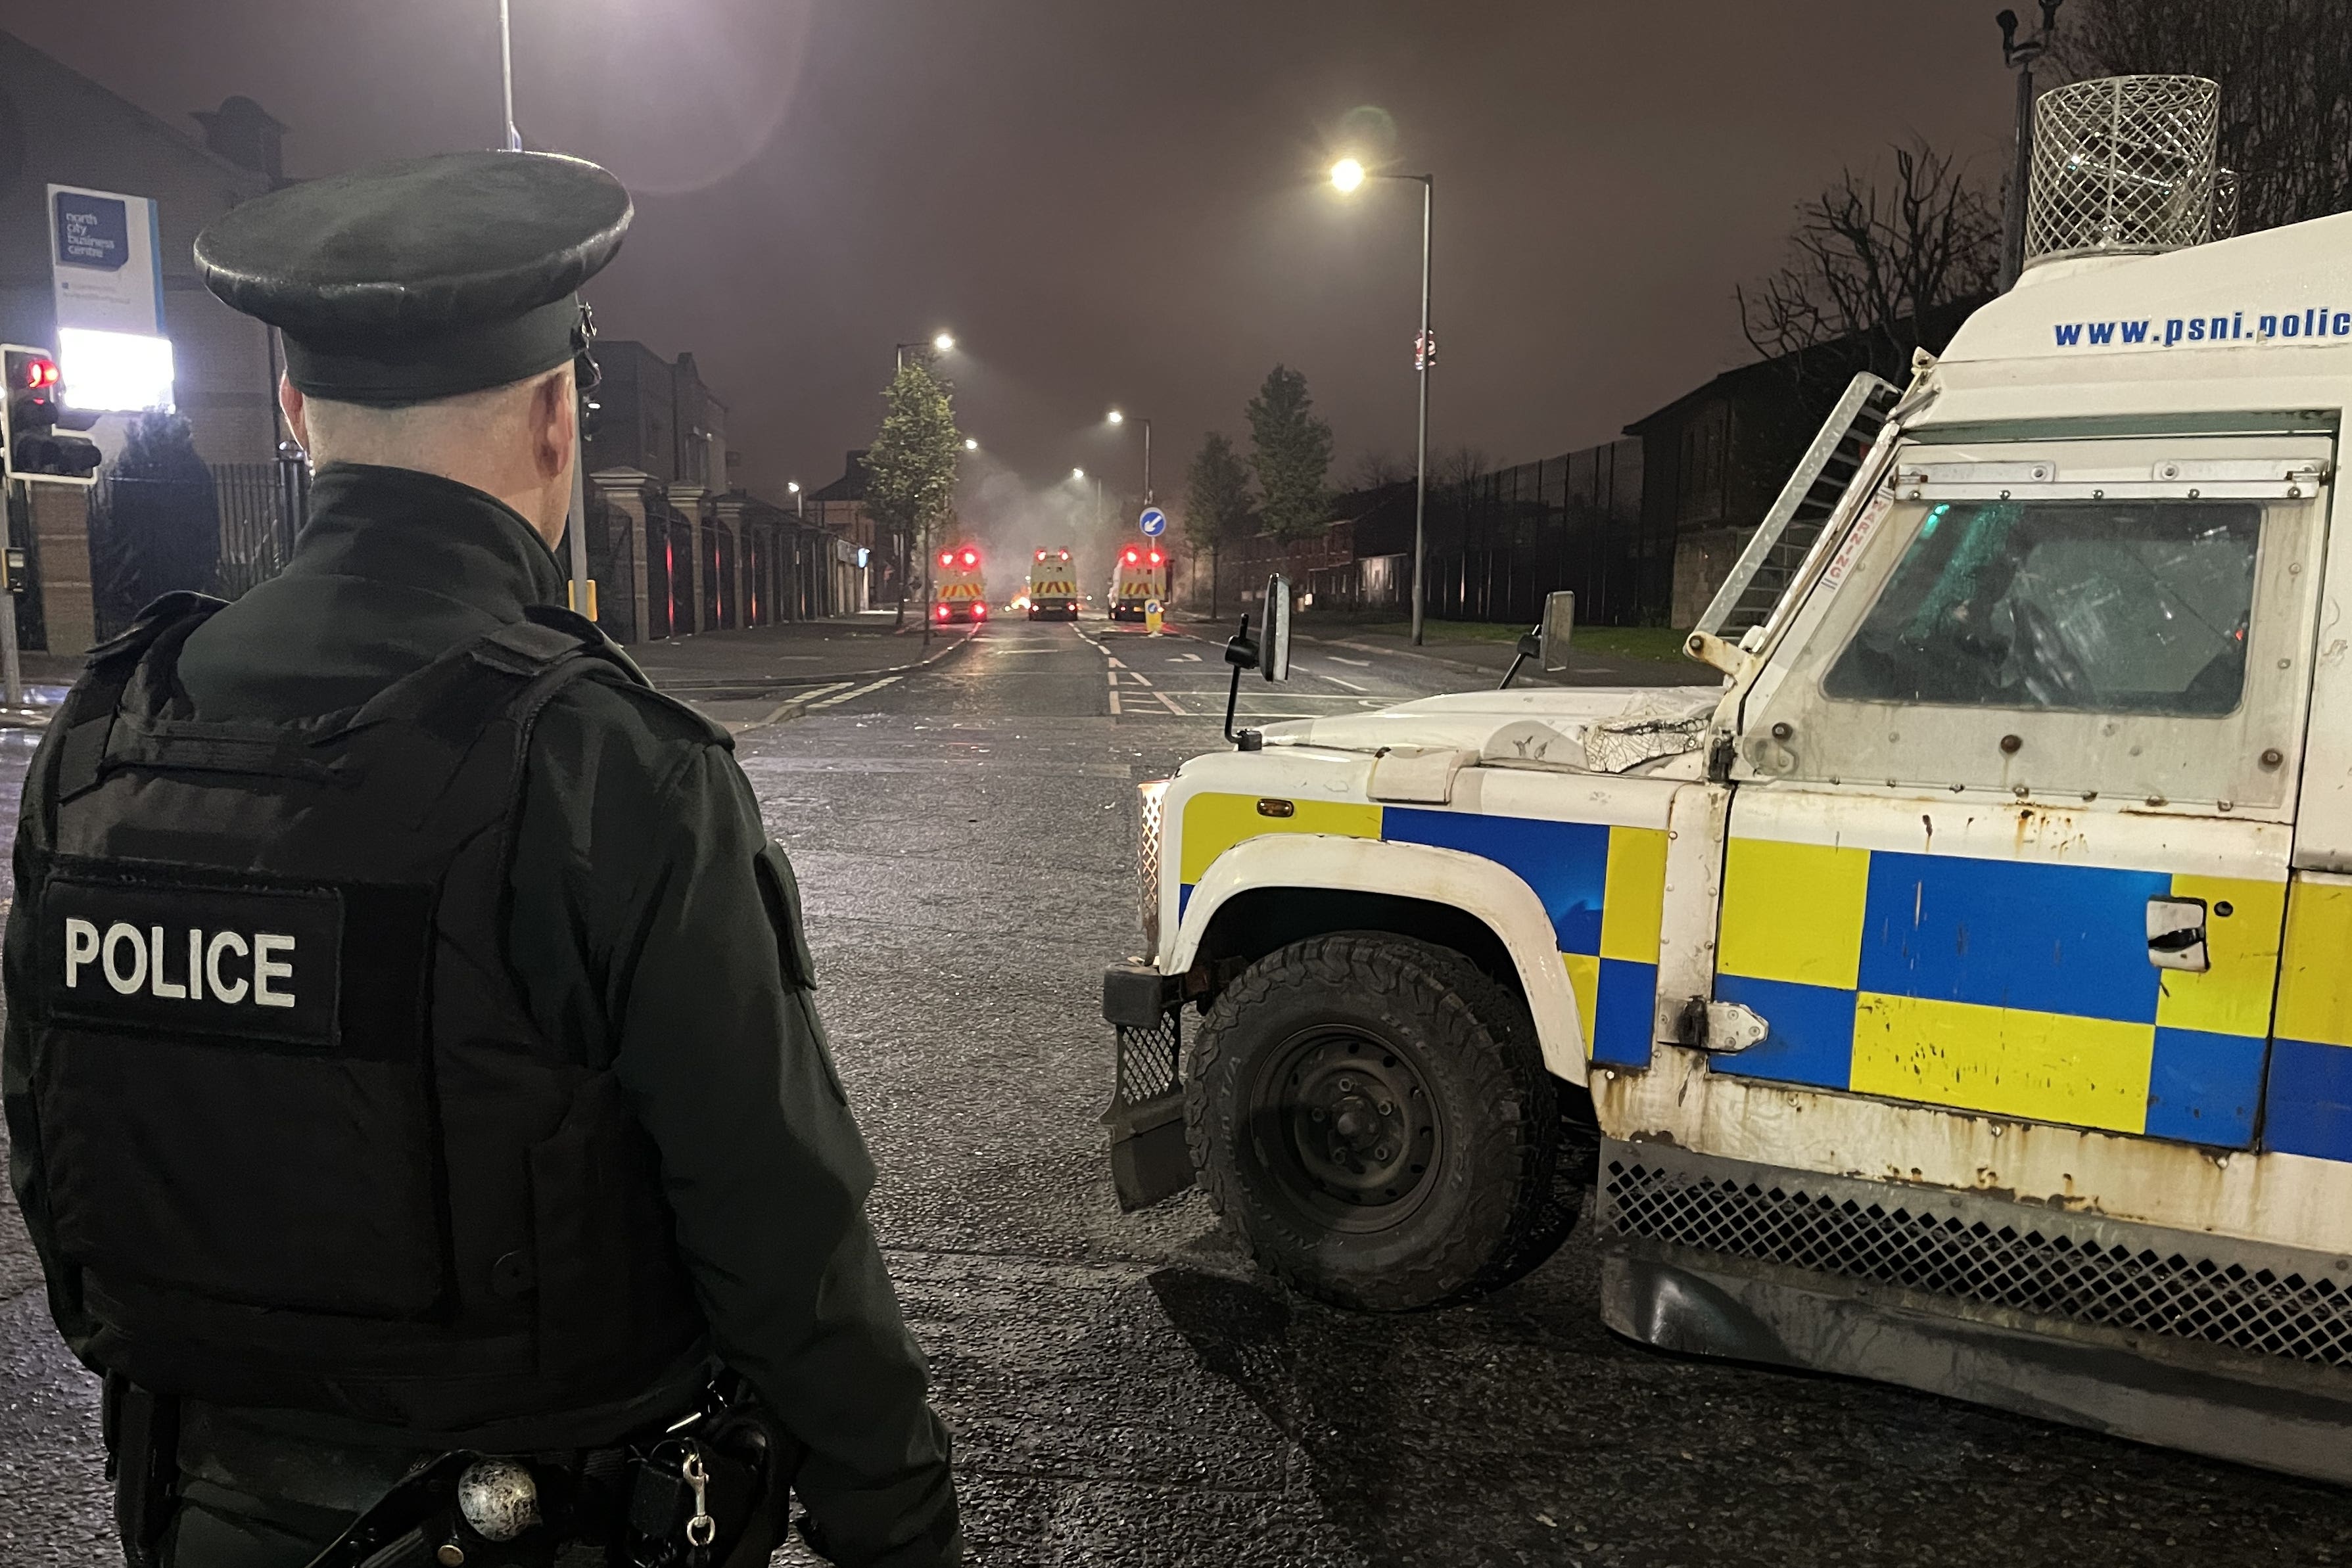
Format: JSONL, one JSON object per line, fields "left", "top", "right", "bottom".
{"left": 1113, "top": 211, "right": 2352, "bottom": 1481}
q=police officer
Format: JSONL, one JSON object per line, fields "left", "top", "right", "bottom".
{"left": 1, "top": 151, "right": 959, "bottom": 1567}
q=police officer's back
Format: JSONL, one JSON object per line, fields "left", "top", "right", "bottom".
{"left": 0, "top": 152, "right": 958, "bottom": 1567}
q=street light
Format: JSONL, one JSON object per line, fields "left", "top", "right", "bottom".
{"left": 1997, "top": 2, "right": 2064, "bottom": 290}
{"left": 964, "top": 437, "right": 979, "bottom": 451}
{"left": 895, "top": 333, "right": 958, "bottom": 371}
{"left": 787, "top": 479, "right": 803, "bottom": 519}
{"left": 1071, "top": 467, "right": 1085, "bottom": 480}
{"left": 1106, "top": 408, "right": 1152, "bottom": 505}
{"left": 1331, "top": 156, "right": 1434, "bottom": 645}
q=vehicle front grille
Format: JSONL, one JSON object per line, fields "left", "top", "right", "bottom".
{"left": 1603, "top": 1143, "right": 2352, "bottom": 1369}
{"left": 1114, "top": 1011, "right": 1182, "bottom": 1107}
{"left": 1138, "top": 779, "right": 1168, "bottom": 956}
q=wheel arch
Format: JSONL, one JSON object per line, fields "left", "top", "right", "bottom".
{"left": 1175, "top": 835, "right": 1590, "bottom": 1084}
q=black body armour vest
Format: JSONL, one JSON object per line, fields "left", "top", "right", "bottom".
{"left": 16, "top": 597, "right": 709, "bottom": 1444}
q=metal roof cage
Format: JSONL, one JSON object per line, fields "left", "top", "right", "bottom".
{"left": 2025, "top": 74, "right": 2221, "bottom": 267}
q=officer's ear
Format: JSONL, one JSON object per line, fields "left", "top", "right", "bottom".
{"left": 279, "top": 376, "right": 312, "bottom": 456}
{"left": 528, "top": 365, "right": 576, "bottom": 484}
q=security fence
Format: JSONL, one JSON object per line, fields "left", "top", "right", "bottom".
{"left": 1419, "top": 439, "right": 1666, "bottom": 627}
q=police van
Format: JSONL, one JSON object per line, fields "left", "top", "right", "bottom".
{"left": 1108, "top": 545, "right": 1166, "bottom": 624}
{"left": 1102, "top": 79, "right": 2352, "bottom": 1483}
{"left": 933, "top": 543, "right": 987, "bottom": 625}
{"left": 1029, "top": 547, "right": 1079, "bottom": 620}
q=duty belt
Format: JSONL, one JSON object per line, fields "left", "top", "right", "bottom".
{"left": 302, "top": 1376, "right": 799, "bottom": 1568}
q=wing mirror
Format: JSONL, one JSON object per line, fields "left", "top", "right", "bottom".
{"left": 1221, "top": 575, "right": 1294, "bottom": 750}
{"left": 1501, "top": 589, "right": 1574, "bottom": 689}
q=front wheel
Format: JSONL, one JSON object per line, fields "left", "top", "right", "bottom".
{"left": 1185, "top": 933, "right": 1569, "bottom": 1312}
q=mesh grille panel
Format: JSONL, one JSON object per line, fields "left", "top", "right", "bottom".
{"left": 1605, "top": 1155, "right": 2352, "bottom": 1368}
{"left": 1115, "top": 1013, "right": 1180, "bottom": 1107}
{"left": 2027, "top": 74, "right": 2221, "bottom": 264}
{"left": 1139, "top": 781, "right": 1167, "bottom": 955}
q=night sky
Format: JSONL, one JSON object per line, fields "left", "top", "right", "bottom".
{"left": 16, "top": 1, "right": 2015, "bottom": 513}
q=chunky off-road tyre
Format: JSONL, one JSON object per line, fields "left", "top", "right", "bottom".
{"left": 1185, "top": 933, "right": 1568, "bottom": 1312}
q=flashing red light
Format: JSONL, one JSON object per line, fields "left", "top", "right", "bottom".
{"left": 939, "top": 551, "right": 953, "bottom": 567}
{"left": 1035, "top": 549, "right": 1047, "bottom": 561}
{"left": 1148, "top": 550, "right": 1162, "bottom": 565}
{"left": 961, "top": 549, "right": 978, "bottom": 567}
{"left": 1123, "top": 549, "right": 1139, "bottom": 564}
{"left": 935, "top": 603, "right": 950, "bottom": 620}
{"left": 974, "top": 603, "right": 988, "bottom": 618}
{"left": 1059, "top": 549, "right": 1070, "bottom": 561}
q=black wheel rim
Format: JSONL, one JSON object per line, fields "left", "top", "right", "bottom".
{"left": 1244, "top": 1023, "right": 1444, "bottom": 1233}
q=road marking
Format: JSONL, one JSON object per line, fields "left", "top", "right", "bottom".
{"left": 1318, "top": 674, "right": 1369, "bottom": 693}
{"left": 1329, "top": 655, "right": 1371, "bottom": 667}
{"left": 1105, "top": 657, "right": 1127, "bottom": 669}
{"left": 1155, "top": 691, "right": 1185, "bottom": 714}
{"left": 1108, "top": 689, "right": 1123, "bottom": 714}
{"left": 1169, "top": 653, "right": 1202, "bottom": 662}
{"left": 1128, "top": 672, "right": 1154, "bottom": 687}
{"left": 809, "top": 675, "right": 901, "bottom": 709}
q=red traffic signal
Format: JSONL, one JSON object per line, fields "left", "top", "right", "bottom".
{"left": 3, "top": 344, "right": 100, "bottom": 485}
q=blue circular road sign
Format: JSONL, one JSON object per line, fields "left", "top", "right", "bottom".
{"left": 1139, "top": 506, "right": 1167, "bottom": 537}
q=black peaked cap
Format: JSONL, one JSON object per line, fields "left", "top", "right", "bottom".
{"left": 195, "top": 150, "right": 632, "bottom": 405}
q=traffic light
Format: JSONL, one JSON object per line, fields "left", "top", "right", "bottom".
{"left": 1, "top": 346, "right": 102, "bottom": 485}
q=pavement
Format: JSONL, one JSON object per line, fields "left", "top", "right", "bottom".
{"left": 3, "top": 615, "right": 2351, "bottom": 1566}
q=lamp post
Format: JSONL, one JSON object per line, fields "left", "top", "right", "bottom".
{"left": 492, "top": 2, "right": 594, "bottom": 620}
{"left": 1997, "top": 2, "right": 2063, "bottom": 290}
{"left": 895, "top": 332, "right": 954, "bottom": 371}
{"left": 498, "top": 0, "right": 521, "bottom": 152}
{"left": 885, "top": 333, "right": 955, "bottom": 627}
{"left": 1331, "top": 157, "right": 1433, "bottom": 644}
{"left": 1107, "top": 408, "right": 1152, "bottom": 505}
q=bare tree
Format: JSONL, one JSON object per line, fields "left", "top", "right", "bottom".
{"left": 1348, "top": 449, "right": 1408, "bottom": 491}
{"left": 1738, "top": 140, "right": 2000, "bottom": 384}
{"left": 1436, "top": 444, "right": 1490, "bottom": 495}
{"left": 2061, "top": 0, "right": 2352, "bottom": 232}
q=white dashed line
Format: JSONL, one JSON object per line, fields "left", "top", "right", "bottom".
{"left": 1329, "top": 655, "right": 1371, "bottom": 667}
{"left": 1318, "top": 674, "right": 1368, "bottom": 693}
{"left": 1108, "top": 689, "right": 1123, "bottom": 714}
{"left": 809, "top": 675, "right": 902, "bottom": 709}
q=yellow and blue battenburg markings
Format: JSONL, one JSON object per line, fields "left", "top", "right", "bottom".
{"left": 1177, "top": 796, "right": 2352, "bottom": 1160}
{"left": 2266, "top": 880, "right": 2352, "bottom": 1161}
{"left": 1714, "top": 839, "right": 2282, "bottom": 1149}
{"left": 1177, "top": 793, "right": 1666, "bottom": 1066}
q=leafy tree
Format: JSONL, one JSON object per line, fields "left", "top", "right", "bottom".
{"left": 1737, "top": 139, "right": 1999, "bottom": 390}
{"left": 862, "top": 359, "right": 962, "bottom": 626}
{"left": 1183, "top": 430, "right": 1255, "bottom": 619}
{"left": 1244, "top": 364, "right": 1334, "bottom": 542}
{"left": 2061, "top": 0, "right": 2352, "bottom": 232}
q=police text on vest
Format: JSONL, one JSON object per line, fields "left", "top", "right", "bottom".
{"left": 61, "top": 918, "right": 297, "bottom": 1008}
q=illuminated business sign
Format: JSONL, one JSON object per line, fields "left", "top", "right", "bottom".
{"left": 47, "top": 184, "right": 174, "bottom": 412}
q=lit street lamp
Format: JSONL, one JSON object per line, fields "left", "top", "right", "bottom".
{"left": 964, "top": 437, "right": 979, "bottom": 451}
{"left": 895, "top": 332, "right": 956, "bottom": 371}
{"left": 1106, "top": 408, "right": 1153, "bottom": 505}
{"left": 787, "top": 478, "right": 803, "bottom": 518}
{"left": 1331, "top": 156, "right": 1434, "bottom": 645}
{"left": 1072, "top": 467, "right": 1104, "bottom": 529}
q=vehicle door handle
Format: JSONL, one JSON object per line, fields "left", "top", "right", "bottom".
{"left": 2146, "top": 897, "right": 2209, "bottom": 973}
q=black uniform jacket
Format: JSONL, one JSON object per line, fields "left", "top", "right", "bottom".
{"left": 1, "top": 463, "right": 958, "bottom": 1568}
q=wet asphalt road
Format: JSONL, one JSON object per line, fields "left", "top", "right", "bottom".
{"left": 3, "top": 624, "right": 2352, "bottom": 1564}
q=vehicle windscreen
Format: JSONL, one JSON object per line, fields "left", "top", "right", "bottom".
{"left": 1822, "top": 498, "right": 2259, "bottom": 716}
